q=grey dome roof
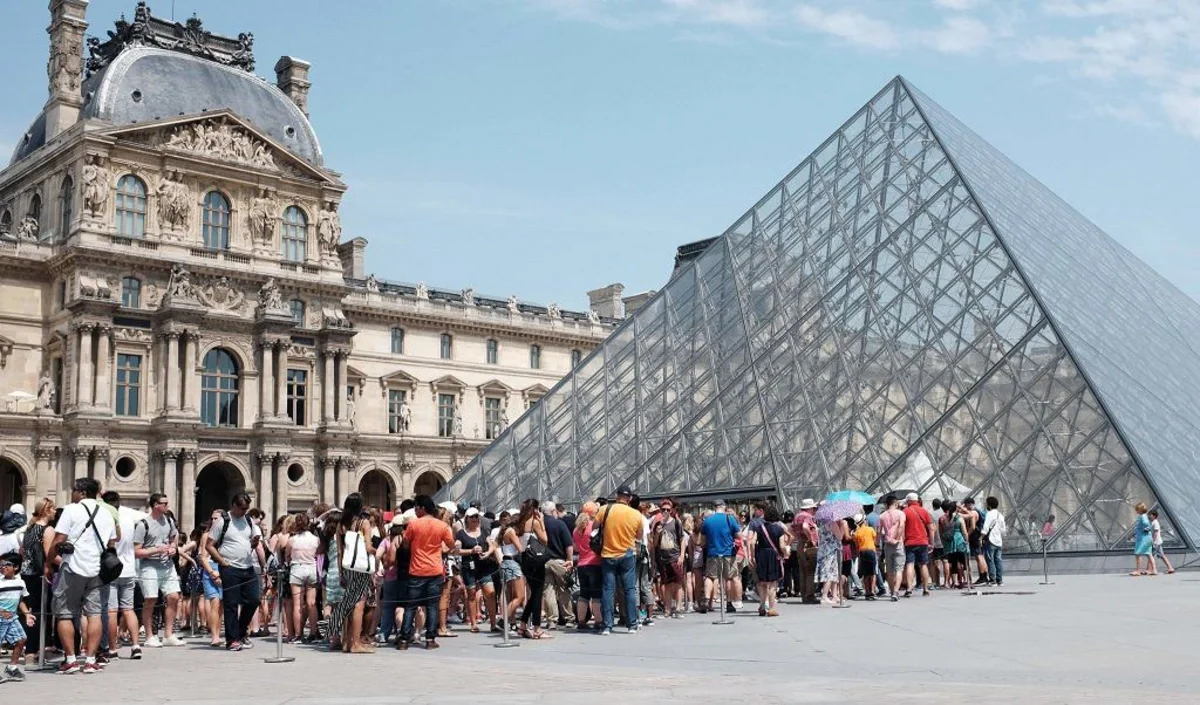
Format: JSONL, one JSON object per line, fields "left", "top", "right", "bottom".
{"left": 10, "top": 46, "right": 322, "bottom": 166}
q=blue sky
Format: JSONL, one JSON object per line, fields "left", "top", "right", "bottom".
{"left": 2, "top": 0, "right": 1199, "bottom": 310}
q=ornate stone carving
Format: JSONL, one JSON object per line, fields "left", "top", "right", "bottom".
{"left": 196, "top": 276, "right": 247, "bottom": 313}
{"left": 247, "top": 189, "right": 277, "bottom": 247}
{"left": 86, "top": 2, "right": 255, "bottom": 77}
{"left": 398, "top": 400, "right": 412, "bottom": 432}
{"left": 586, "top": 309, "right": 600, "bottom": 324}
{"left": 113, "top": 328, "right": 153, "bottom": 344}
{"left": 143, "top": 282, "right": 163, "bottom": 309}
{"left": 50, "top": 35, "right": 83, "bottom": 94}
{"left": 322, "top": 308, "right": 351, "bottom": 329}
{"left": 345, "top": 392, "right": 356, "bottom": 429}
{"left": 286, "top": 344, "right": 314, "bottom": 359}
{"left": 78, "top": 274, "right": 113, "bottom": 300}
{"left": 461, "top": 288, "right": 475, "bottom": 307}
{"left": 316, "top": 202, "right": 341, "bottom": 256}
{"left": 163, "top": 119, "right": 275, "bottom": 169}
{"left": 507, "top": 295, "right": 520, "bottom": 313}
{"left": 364, "top": 274, "right": 379, "bottom": 293}
{"left": 156, "top": 171, "right": 190, "bottom": 231}
{"left": 257, "top": 277, "right": 288, "bottom": 315}
{"left": 81, "top": 155, "right": 111, "bottom": 218}
{"left": 0, "top": 338, "right": 10, "bottom": 370}
{"left": 15, "top": 217, "right": 39, "bottom": 241}
{"left": 547, "top": 302, "right": 561, "bottom": 320}
{"left": 415, "top": 282, "right": 429, "bottom": 300}
{"left": 305, "top": 305, "right": 323, "bottom": 330}
{"left": 161, "top": 263, "right": 197, "bottom": 305}
{"left": 452, "top": 409, "right": 463, "bottom": 438}
{"left": 37, "top": 372, "right": 56, "bottom": 411}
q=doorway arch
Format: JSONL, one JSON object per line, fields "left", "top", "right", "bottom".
{"left": 413, "top": 469, "right": 445, "bottom": 497}
{"left": 358, "top": 469, "right": 395, "bottom": 511}
{"left": 0, "top": 457, "right": 26, "bottom": 511}
{"left": 195, "top": 461, "right": 246, "bottom": 526}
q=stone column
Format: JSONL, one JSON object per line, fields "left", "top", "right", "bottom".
{"left": 321, "top": 457, "right": 334, "bottom": 505}
{"left": 35, "top": 447, "right": 59, "bottom": 504}
{"left": 96, "top": 448, "right": 111, "bottom": 487}
{"left": 274, "top": 344, "right": 287, "bottom": 422}
{"left": 335, "top": 350, "right": 348, "bottom": 422}
{"left": 321, "top": 352, "right": 334, "bottom": 423}
{"left": 183, "top": 331, "right": 200, "bottom": 412}
{"left": 180, "top": 450, "right": 197, "bottom": 531}
{"left": 94, "top": 326, "right": 111, "bottom": 409}
{"left": 77, "top": 324, "right": 94, "bottom": 406}
{"left": 161, "top": 449, "right": 178, "bottom": 514}
{"left": 258, "top": 341, "right": 275, "bottom": 420}
{"left": 274, "top": 453, "right": 289, "bottom": 519}
{"left": 336, "top": 457, "right": 355, "bottom": 505}
{"left": 72, "top": 446, "right": 89, "bottom": 481}
{"left": 156, "top": 334, "right": 168, "bottom": 412}
{"left": 166, "top": 333, "right": 180, "bottom": 410}
{"left": 256, "top": 453, "right": 273, "bottom": 521}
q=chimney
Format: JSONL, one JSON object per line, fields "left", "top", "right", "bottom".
{"left": 622, "top": 290, "right": 657, "bottom": 316}
{"left": 274, "top": 56, "right": 312, "bottom": 117}
{"left": 587, "top": 283, "right": 626, "bottom": 319}
{"left": 44, "top": 0, "right": 88, "bottom": 140}
{"left": 337, "top": 237, "right": 368, "bottom": 280}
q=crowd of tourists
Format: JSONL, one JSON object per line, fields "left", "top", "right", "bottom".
{"left": 0, "top": 475, "right": 1174, "bottom": 681}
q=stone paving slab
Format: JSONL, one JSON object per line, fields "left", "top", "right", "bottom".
{"left": 4, "top": 573, "right": 1195, "bottom": 703}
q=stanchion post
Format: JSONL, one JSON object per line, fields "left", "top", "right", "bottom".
{"left": 34, "top": 576, "right": 50, "bottom": 670}
{"left": 493, "top": 568, "right": 518, "bottom": 648}
{"left": 263, "top": 567, "right": 295, "bottom": 663}
{"left": 1040, "top": 537, "right": 1054, "bottom": 586}
{"left": 712, "top": 556, "right": 733, "bottom": 625}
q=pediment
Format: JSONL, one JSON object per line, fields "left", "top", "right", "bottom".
{"left": 101, "top": 111, "right": 341, "bottom": 185}
{"left": 430, "top": 374, "right": 468, "bottom": 391}
{"left": 522, "top": 383, "right": 550, "bottom": 397}
{"left": 380, "top": 369, "right": 419, "bottom": 388}
{"left": 478, "top": 379, "right": 513, "bottom": 395}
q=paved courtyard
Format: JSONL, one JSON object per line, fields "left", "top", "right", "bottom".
{"left": 7, "top": 572, "right": 1196, "bottom": 703}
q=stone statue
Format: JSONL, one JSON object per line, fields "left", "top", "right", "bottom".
{"left": 461, "top": 288, "right": 475, "bottom": 307}
{"left": 365, "top": 274, "right": 379, "bottom": 293}
{"left": 196, "top": 276, "right": 246, "bottom": 312}
{"left": 473, "top": 424, "right": 480, "bottom": 439}
{"left": 500, "top": 406, "right": 510, "bottom": 430}
{"left": 247, "top": 189, "right": 276, "bottom": 246}
{"left": 164, "top": 119, "right": 275, "bottom": 169}
{"left": 398, "top": 399, "right": 412, "bottom": 432}
{"left": 37, "top": 372, "right": 56, "bottom": 411}
{"left": 452, "top": 409, "right": 463, "bottom": 438}
{"left": 257, "top": 277, "right": 287, "bottom": 314}
{"left": 586, "top": 309, "right": 600, "bottom": 324}
{"left": 144, "top": 282, "right": 162, "bottom": 309}
{"left": 81, "top": 155, "right": 110, "bottom": 218}
{"left": 156, "top": 171, "right": 190, "bottom": 231}
{"left": 547, "top": 302, "right": 562, "bottom": 320}
{"left": 415, "top": 282, "right": 429, "bottom": 300}
{"left": 165, "top": 263, "right": 195, "bottom": 302}
{"left": 15, "top": 217, "right": 39, "bottom": 241}
{"left": 316, "top": 202, "right": 342, "bottom": 255}
{"left": 345, "top": 392, "right": 356, "bottom": 428}
{"left": 507, "top": 295, "right": 520, "bottom": 313}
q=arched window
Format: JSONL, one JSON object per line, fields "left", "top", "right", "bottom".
{"left": 202, "top": 191, "right": 231, "bottom": 250}
{"left": 0, "top": 210, "right": 11, "bottom": 234}
{"left": 201, "top": 348, "right": 239, "bottom": 428}
{"left": 115, "top": 175, "right": 147, "bottom": 238}
{"left": 28, "top": 193, "right": 42, "bottom": 224}
{"left": 281, "top": 206, "right": 307, "bottom": 262}
{"left": 60, "top": 176, "right": 73, "bottom": 236}
{"left": 121, "top": 277, "right": 141, "bottom": 308}
{"left": 530, "top": 344, "right": 542, "bottom": 369}
{"left": 440, "top": 333, "right": 453, "bottom": 360}
{"left": 390, "top": 327, "right": 404, "bottom": 355}
{"left": 289, "top": 298, "right": 305, "bottom": 326}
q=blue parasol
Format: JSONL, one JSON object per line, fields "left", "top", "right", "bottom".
{"left": 825, "top": 490, "right": 877, "bottom": 506}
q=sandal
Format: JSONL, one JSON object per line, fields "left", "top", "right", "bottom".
{"left": 437, "top": 630, "right": 458, "bottom": 638}
{"left": 470, "top": 625, "right": 480, "bottom": 633}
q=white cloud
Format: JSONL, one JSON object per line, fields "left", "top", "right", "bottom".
{"left": 1093, "top": 102, "right": 1155, "bottom": 127}
{"left": 920, "top": 15, "right": 992, "bottom": 54}
{"left": 933, "top": 0, "right": 985, "bottom": 9}
{"left": 1161, "top": 89, "right": 1200, "bottom": 139}
{"left": 793, "top": 5, "right": 899, "bottom": 51}
{"left": 663, "top": 0, "right": 769, "bottom": 28}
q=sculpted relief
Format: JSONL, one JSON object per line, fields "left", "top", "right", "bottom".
{"left": 247, "top": 189, "right": 277, "bottom": 247}
{"left": 316, "top": 202, "right": 341, "bottom": 256}
{"left": 156, "top": 171, "right": 190, "bottom": 231}
{"left": 196, "top": 276, "right": 249, "bottom": 314}
{"left": 161, "top": 119, "right": 276, "bottom": 170}
{"left": 82, "top": 155, "right": 111, "bottom": 218}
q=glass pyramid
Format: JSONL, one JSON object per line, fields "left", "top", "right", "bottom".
{"left": 441, "top": 77, "right": 1198, "bottom": 554}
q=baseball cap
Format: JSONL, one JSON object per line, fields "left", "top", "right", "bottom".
{"left": 905, "top": 492, "right": 919, "bottom": 504}
{"left": 615, "top": 484, "right": 634, "bottom": 497}
{"left": 464, "top": 507, "right": 481, "bottom": 518}
{"left": 714, "top": 499, "right": 727, "bottom": 508}
{"left": 8, "top": 504, "right": 25, "bottom": 516}
{"left": 438, "top": 500, "right": 459, "bottom": 514}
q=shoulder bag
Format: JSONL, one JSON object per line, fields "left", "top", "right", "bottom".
{"left": 82, "top": 504, "right": 123, "bottom": 585}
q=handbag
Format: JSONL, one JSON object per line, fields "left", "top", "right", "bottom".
{"left": 521, "top": 533, "right": 550, "bottom": 570}
{"left": 341, "top": 530, "right": 376, "bottom": 573}
{"left": 589, "top": 510, "right": 608, "bottom": 555}
{"left": 81, "top": 504, "right": 123, "bottom": 585}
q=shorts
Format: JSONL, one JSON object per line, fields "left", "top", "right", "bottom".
{"left": 947, "top": 552, "right": 966, "bottom": 570}
{"left": 932, "top": 547, "right": 945, "bottom": 559}
{"left": 705, "top": 556, "right": 738, "bottom": 581}
{"left": 840, "top": 559, "right": 853, "bottom": 578}
{"left": 53, "top": 567, "right": 105, "bottom": 620}
{"left": 103, "top": 576, "right": 136, "bottom": 612}
{"left": 1153, "top": 544, "right": 1167, "bottom": 559}
{"left": 289, "top": 563, "right": 318, "bottom": 587}
{"left": 883, "top": 544, "right": 905, "bottom": 576}
{"left": 0, "top": 616, "right": 25, "bottom": 646}
{"left": 138, "top": 563, "right": 181, "bottom": 597}
{"left": 576, "top": 564, "right": 601, "bottom": 601}
{"left": 969, "top": 536, "right": 983, "bottom": 556}
{"left": 656, "top": 557, "right": 684, "bottom": 585}
{"left": 905, "top": 545, "right": 930, "bottom": 566}
{"left": 201, "top": 567, "right": 223, "bottom": 600}
{"left": 500, "top": 558, "right": 523, "bottom": 583}
{"left": 857, "top": 551, "right": 877, "bottom": 579}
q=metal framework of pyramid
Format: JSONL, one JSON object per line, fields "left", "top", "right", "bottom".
{"left": 441, "top": 77, "right": 1200, "bottom": 555}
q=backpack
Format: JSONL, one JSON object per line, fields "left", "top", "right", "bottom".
{"left": 213, "top": 511, "right": 232, "bottom": 548}
{"left": 657, "top": 517, "right": 682, "bottom": 553}
{"left": 138, "top": 515, "right": 178, "bottom": 551}
{"left": 939, "top": 516, "right": 957, "bottom": 543}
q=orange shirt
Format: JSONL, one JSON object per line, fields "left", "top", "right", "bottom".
{"left": 404, "top": 515, "right": 453, "bottom": 577}
{"left": 594, "top": 503, "right": 643, "bottom": 559}
{"left": 854, "top": 525, "right": 877, "bottom": 553}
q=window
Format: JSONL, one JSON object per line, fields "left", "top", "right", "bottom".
{"left": 57, "top": 280, "right": 66, "bottom": 309}
{"left": 485, "top": 397, "right": 503, "bottom": 440}
{"left": 60, "top": 176, "right": 73, "bottom": 235}
{"left": 486, "top": 338, "right": 498, "bottom": 365}
{"left": 121, "top": 277, "right": 141, "bottom": 308}
{"left": 201, "top": 348, "right": 239, "bottom": 427}
{"left": 290, "top": 299, "right": 305, "bottom": 327}
{"left": 52, "top": 357, "right": 63, "bottom": 414}
{"left": 440, "top": 333, "right": 453, "bottom": 360}
{"left": 114, "top": 353, "right": 142, "bottom": 416}
{"left": 202, "top": 191, "right": 231, "bottom": 249}
{"left": 387, "top": 389, "right": 407, "bottom": 434}
{"left": 571, "top": 349, "right": 583, "bottom": 367}
{"left": 28, "top": 193, "right": 41, "bottom": 224}
{"left": 286, "top": 369, "right": 307, "bottom": 426}
{"left": 0, "top": 210, "right": 10, "bottom": 234}
{"left": 437, "top": 393, "right": 455, "bottom": 438}
{"left": 530, "top": 344, "right": 541, "bottom": 370}
{"left": 115, "top": 175, "right": 147, "bottom": 239}
{"left": 281, "top": 206, "right": 307, "bottom": 262}
{"left": 390, "top": 327, "right": 404, "bottom": 355}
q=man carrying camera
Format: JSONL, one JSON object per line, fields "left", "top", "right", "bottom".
{"left": 46, "top": 478, "right": 117, "bottom": 675}
{"left": 202, "top": 492, "right": 262, "bottom": 651}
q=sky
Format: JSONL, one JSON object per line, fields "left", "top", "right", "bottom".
{"left": 2, "top": 0, "right": 1199, "bottom": 311}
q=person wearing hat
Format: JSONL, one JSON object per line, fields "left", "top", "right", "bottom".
{"left": 791, "top": 499, "right": 820, "bottom": 605}
{"left": 594, "top": 485, "right": 644, "bottom": 634}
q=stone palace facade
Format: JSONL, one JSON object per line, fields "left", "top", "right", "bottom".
{"left": 0, "top": 2, "right": 631, "bottom": 528}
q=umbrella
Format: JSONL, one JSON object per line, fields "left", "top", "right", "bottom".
{"left": 825, "top": 490, "right": 876, "bottom": 506}
{"left": 5, "top": 391, "right": 36, "bottom": 400}
{"left": 814, "top": 500, "right": 862, "bottom": 525}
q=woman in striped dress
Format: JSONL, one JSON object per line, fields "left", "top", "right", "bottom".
{"left": 331, "top": 494, "right": 377, "bottom": 653}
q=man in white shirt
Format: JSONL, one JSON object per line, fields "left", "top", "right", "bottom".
{"left": 100, "top": 491, "right": 144, "bottom": 660}
{"left": 135, "top": 492, "right": 184, "bottom": 648}
{"left": 46, "top": 478, "right": 117, "bottom": 675}
{"left": 980, "top": 496, "right": 1006, "bottom": 587}
{"left": 202, "top": 492, "right": 262, "bottom": 651}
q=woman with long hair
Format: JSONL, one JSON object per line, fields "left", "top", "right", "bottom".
{"left": 496, "top": 510, "right": 526, "bottom": 629}
{"left": 690, "top": 510, "right": 710, "bottom": 613}
{"left": 680, "top": 512, "right": 696, "bottom": 613}
{"left": 286, "top": 513, "right": 321, "bottom": 643}
{"left": 750, "top": 504, "right": 789, "bottom": 617}
{"left": 319, "top": 510, "right": 344, "bottom": 650}
{"left": 19, "top": 497, "right": 55, "bottom": 654}
{"left": 269, "top": 514, "right": 295, "bottom": 640}
{"left": 333, "top": 494, "right": 375, "bottom": 653}
{"left": 572, "top": 503, "right": 601, "bottom": 630}
{"left": 198, "top": 510, "right": 225, "bottom": 647}
{"left": 456, "top": 508, "right": 490, "bottom": 634}
{"left": 512, "top": 498, "right": 550, "bottom": 639}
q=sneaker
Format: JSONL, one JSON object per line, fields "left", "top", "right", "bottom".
{"left": 238, "top": 638, "right": 254, "bottom": 650}
{"left": 226, "top": 641, "right": 243, "bottom": 651}
{"left": 626, "top": 625, "right": 640, "bottom": 634}
{"left": 974, "top": 576, "right": 989, "bottom": 585}
{"left": 58, "top": 660, "right": 81, "bottom": 675}
{"left": 81, "top": 662, "right": 102, "bottom": 675}
{"left": 129, "top": 646, "right": 142, "bottom": 660}
{"left": 600, "top": 628, "right": 612, "bottom": 636}
{"left": 163, "top": 635, "right": 187, "bottom": 647}
{"left": 995, "top": 580, "right": 1003, "bottom": 587}
{"left": 4, "top": 665, "right": 25, "bottom": 682}
{"left": 731, "top": 601, "right": 743, "bottom": 610}
{"left": 144, "top": 635, "right": 163, "bottom": 648}
{"left": 725, "top": 602, "right": 736, "bottom": 613}
{"left": 865, "top": 595, "right": 876, "bottom": 602}
{"left": 641, "top": 617, "right": 654, "bottom": 626}
{"left": 890, "top": 594, "right": 899, "bottom": 602}
{"left": 903, "top": 590, "right": 912, "bottom": 598}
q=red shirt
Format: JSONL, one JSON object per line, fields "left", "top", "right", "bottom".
{"left": 404, "top": 515, "right": 453, "bottom": 578}
{"left": 902, "top": 505, "right": 933, "bottom": 547}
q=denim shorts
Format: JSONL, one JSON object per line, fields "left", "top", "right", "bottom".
{"left": 905, "top": 545, "right": 930, "bottom": 566}
{"left": 201, "top": 568, "right": 223, "bottom": 600}
{"left": 500, "top": 558, "right": 523, "bottom": 582}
